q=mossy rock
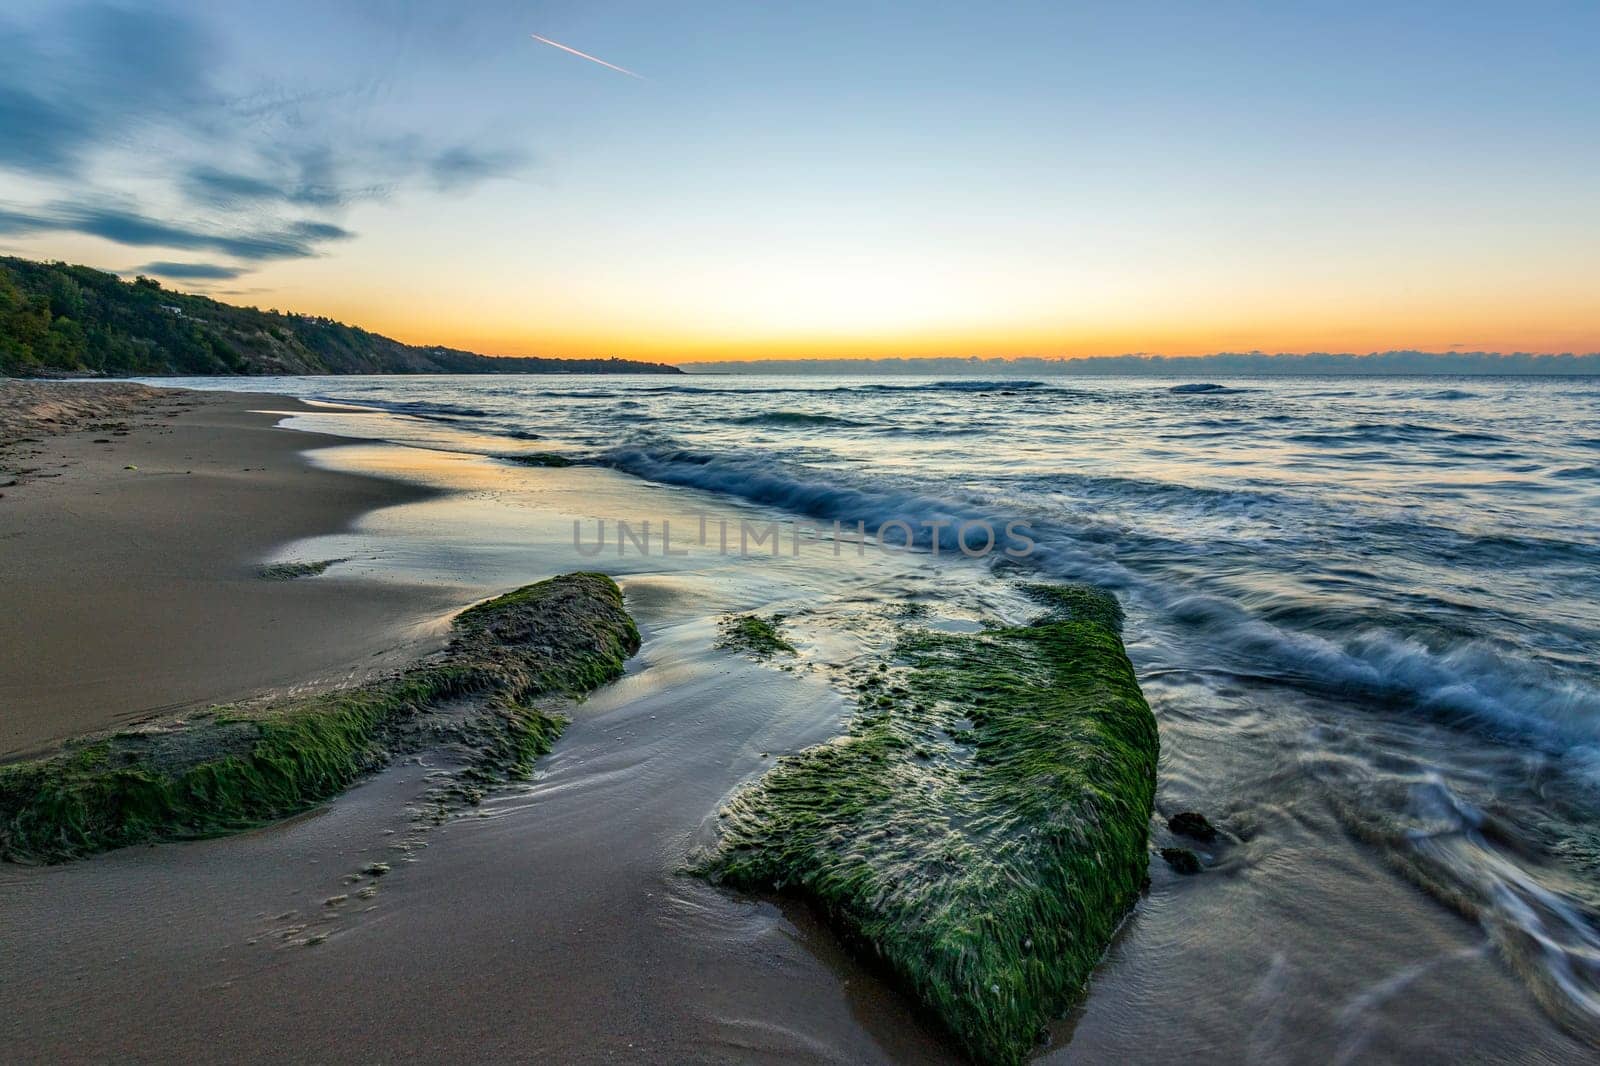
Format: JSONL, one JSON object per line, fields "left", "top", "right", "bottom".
{"left": 0, "top": 572, "right": 638, "bottom": 863}
{"left": 702, "top": 584, "right": 1157, "bottom": 1064}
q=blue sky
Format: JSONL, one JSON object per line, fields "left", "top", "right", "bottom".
{"left": 2, "top": 1, "right": 1596, "bottom": 359}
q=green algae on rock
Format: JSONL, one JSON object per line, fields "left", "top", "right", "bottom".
{"left": 702, "top": 584, "right": 1157, "bottom": 1065}
{"left": 717, "top": 612, "right": 797, "bottom": 658}
{"left": 0, "top": 572, "right": 638, "bottom": 863}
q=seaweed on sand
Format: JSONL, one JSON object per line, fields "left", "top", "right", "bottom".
{"left": 258, "top": 558, "right": 345, "bottom": 580}
{"left": 717, "top": 612, "right": 797, "bottom": 658}
{"left": 504, "top": 452, "right": 575, "bottom": 467}
{"left": 701, "top": 584, "right": 1157, "bottom": 1064}
{"left": 0, "top": 572, "right": 639, "bottom": 863}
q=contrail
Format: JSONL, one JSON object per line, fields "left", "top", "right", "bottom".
{"left": 531, "top": 34, "right": 644, "bottom": 79}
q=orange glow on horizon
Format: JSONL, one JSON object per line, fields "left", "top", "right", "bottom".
{"left": 323, "top": 312, "right": 1600, "bottom": 365}
{"left": 258, "top": 248, "right": 1599, "bottom": 365}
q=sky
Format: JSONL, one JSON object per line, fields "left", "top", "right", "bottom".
{"left": 1, "top": 1, "right": 1597, "bottom": 362}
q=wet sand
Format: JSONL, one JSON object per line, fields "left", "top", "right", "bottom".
{"left": 0, "top": 409, "right": 968, "bottom": 1062}
{"left": 0, "top": 385, "right": 461, "bottom": 756}
{"left": 2, "top": 393, "right": 1592, "bottom": 1064}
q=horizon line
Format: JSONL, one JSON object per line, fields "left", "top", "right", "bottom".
{"left": 495, "top": 349, "right": 1600, "bottom": 364}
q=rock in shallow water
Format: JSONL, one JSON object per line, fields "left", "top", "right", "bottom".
{"left": 1161, "top": 847, "right": 1203, "bottom": 875}
{"left": 1168, "top": 810, "right": 1219, "bottom": 842}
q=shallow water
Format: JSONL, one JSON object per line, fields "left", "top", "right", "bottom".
{"left": 104, "top": 372, "right": 1600, "bottom": 1058}
{"left": 2, "top": 449, "right": 981, "bottom": 1062}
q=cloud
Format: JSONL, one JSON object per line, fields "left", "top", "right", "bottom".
{"left": 0, "top": 201, "right": 353, "bottom": 260}
{"left": 134, "top": 261, "right": 250, "bottom": 280}
{"left": 0, "top": 85, "right": 96, "bottom": 176}
{"left": 0, "top": 3, "right": 528, "bottom": 267}
{"left": 0, "top": 4, "right": 213, "bottom": 178}
{"left": 184, "top": 165, "right": 349, "bottom": 209}
{"left": 0, "top": 207, "right": 47, "bottom": 235}
{"left": 184, "top": 142, "right": 524, "bottom": 207}
{"left": 428, "top": 146, "right": 529, "bottom": 190}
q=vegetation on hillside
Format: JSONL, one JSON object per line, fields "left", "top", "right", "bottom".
{"left": 0, "top": 255, "right": 680, "bottom": 377}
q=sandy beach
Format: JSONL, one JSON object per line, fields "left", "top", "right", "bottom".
{"left": 0, "top": 383, "right": 971, "bottom": 1062}
{"left": 0, "top": 382, "right": 460, "bottom": 756}
{"left": 6, "top": 6, "right": 1595, "bottom": 1060}
{"left": 2, "top": 380, "right": 1590, "bottom": 1065}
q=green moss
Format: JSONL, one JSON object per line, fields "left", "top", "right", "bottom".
{"left": 258, "top": 558, "right": 345, "bottom": 580}
{"left": 702, "top": 583, "right": 1157, "bottom": 1065}
{"left": 717, "top": 613, "right": 797, "bottom": 658}
{"left": 505, "top": 452, "right": 575, "bottom": 467}
{"left": 0, "top": 572, "right": 638, "bottom": 863}
{"left": 1018, "top": 582, "right": 1125, "bottom": 632}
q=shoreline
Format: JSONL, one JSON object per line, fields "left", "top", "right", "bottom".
{"left": 3, "top": 377, "right": 1589, "bottom": 1064}
{"left": 1, "top": 572, "right": 639, "bottom": 863}
{"left": 0, "top": 381, "right": 1010, "bottom": 1062}
{"left": 0, "top": 382, "right": 463, "bottom": 757}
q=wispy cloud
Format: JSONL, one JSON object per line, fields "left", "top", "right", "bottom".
{"left": 428, "top": 145, "right": 529, "bottom": 190}
{"left": 0, "top": 201, "right": 353, "bottom": 260}
{"left": 0, "top": 4, "right": 212, "bottom": 178}
{"left": 0, "top": 3, "right": 532, "bottom": 270}
{"left": 135, "top": 261, "right": 249, "bottom": 280}
{"left": 531, "top": 34, "right": 645, "bottom": 79}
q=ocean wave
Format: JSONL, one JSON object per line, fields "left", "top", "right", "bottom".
{"left": 876, "top": 423, "right": 991, "bottom": 437}
{"left": 601, "top": 443, "right": 1600, "bottom": 761}
{"left": 1158, "top": 592, "right": 1600, "bottom": 751}
{"left": 1009, "top": 469, "right": 1296, "bottom": 516}
{"left": 1327, "top": 773, "right": 1600, "bottom": 1034}
{"left": 878, "top": 379, "right": 1050, "bottom": 393}
{"left": 1169, "top": 382, "right": 1249, "bottom": 395}
{"left": 600, "top": 446, "right": 1026, "bottom": 556}
{"left": 319, "top": 396, "right": 491, "bottom": 419}
{"left": 525, "top": 379, "right": 1068, "bottom": 401}
{"left": 727, "top": 411, "right": 865, "bottom": 428}
{"left": 1286, "top": 422, "right": 1510, "bottom": 447}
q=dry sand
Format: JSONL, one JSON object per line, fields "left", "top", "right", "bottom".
{"left": 0, "top": 382, "right": 462, "bottom": 757}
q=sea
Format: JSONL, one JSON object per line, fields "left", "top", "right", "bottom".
{"left": 144, "top": 371, "right": 1600, "bottom": 1058}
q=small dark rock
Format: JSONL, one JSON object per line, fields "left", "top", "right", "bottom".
{"left": 1168, "top": 811, "right": 1218, "bottom": 842}
{"left": 1161, "top": 847, "right": 1202, "bottom": 875}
